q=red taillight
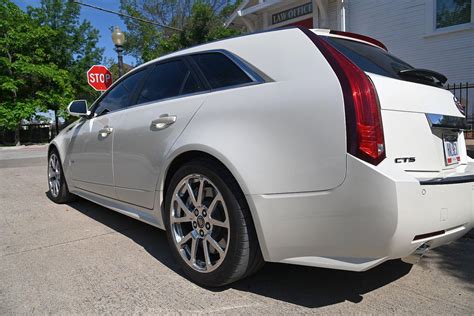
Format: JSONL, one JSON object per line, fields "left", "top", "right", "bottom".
{"left": 300, "top": 28, "right": 386, "bottom": 165}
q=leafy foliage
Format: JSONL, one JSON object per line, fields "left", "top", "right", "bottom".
{"left": 104, "top": 57, "right": 134, "bottom": 80}
{"left": 0, "top": 0, "right": 104, "bottom": 144}
{"left": 436, "top": 0, "right": 471, "bottom": 28}
{"left": 28, "top": 0, "right": 104, "bottom": 102}
{"left": 120, "top": 0, "right": 241, "bottom": 62}
{"left": 0, "top": 0, "right": 74, "bottom": 131}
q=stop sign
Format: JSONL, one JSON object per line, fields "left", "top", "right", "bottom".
{"left": 87, "top": 65, "right": 113, "bottom": 91}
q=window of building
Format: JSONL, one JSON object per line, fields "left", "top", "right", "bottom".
{"left": 136, "top": 59, "right": 203, "bottom": 105}
{"left": 191, "top": 53, "right": 253, "bottom": 89}
{"left": 93, "top": 70, "right": 147, "bottom": 116}
{"left": 436, "top": 0, "right": 472, "bottom": 29}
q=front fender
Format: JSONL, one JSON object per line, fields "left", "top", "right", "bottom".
{"left": 49, "top": 119, "right": 82, "bottom": 180}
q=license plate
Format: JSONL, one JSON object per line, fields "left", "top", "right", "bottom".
{"left": 443, "top": 135, "right": 460, "bottom": 166}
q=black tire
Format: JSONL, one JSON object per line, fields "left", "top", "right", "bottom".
{"left": 164, "top": 158, "right": 264, "bottom": 287}
{"left": 47, "top": 148, "right": 76, "bottom": 204}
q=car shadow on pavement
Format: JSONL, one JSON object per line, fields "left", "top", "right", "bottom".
{"left": 63, "top": 196, "right": 413, "bottom": 308}
{"left": 427, "top": 233, "right": 474, "bottom": 292}
{"left": 226, "top": 260, "right": 412, "bottom": 307}
{"left": 61, "top": 196, "right": 181, "bottom": 274}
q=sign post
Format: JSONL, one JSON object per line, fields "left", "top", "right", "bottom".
{"left": 87, "top": 65, "right": 113, "bottom": 91}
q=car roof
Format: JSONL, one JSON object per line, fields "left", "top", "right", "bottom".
{"left": 131, "top": 27, "right": 387, "bottom": 74}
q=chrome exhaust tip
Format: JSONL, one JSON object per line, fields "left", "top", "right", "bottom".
{"left": 402, "top": 243, "right": 430, "bottom": 264}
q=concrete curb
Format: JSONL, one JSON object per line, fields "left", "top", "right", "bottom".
{"left": 0, "top": 144, "right": 49, "bottom": 151}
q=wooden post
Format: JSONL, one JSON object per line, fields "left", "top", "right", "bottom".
{"left": 14, "top": 122, "right": 20, "bottom": 146}
{"left": 54, "top": 109, "right": 59, "bottom": 137}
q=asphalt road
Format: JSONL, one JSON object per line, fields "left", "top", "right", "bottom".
{"left": 1, "top": 145, "right": 473, "bottom": 314}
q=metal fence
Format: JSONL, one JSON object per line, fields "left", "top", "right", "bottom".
{"left": 446, "top": 82, "right": 474, "bottom": 138}
{"left": 446, "top": 82, "right": 473, "bottom": 120}
{"left": 0, "top": 124, "right": 52, "bottom": 145}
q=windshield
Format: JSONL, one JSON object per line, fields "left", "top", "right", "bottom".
{"left": 321, "top": 36, "right": 413, "bottom": 80}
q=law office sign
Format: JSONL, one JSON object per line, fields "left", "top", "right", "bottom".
{"left": 272, "top": 2, "right": 313, "bottom": 25}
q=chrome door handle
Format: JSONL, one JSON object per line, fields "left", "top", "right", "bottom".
{"left": 151, "top": 115, "right": 177, "bottom": 130}
{"left": 98, "top": 127, "right": 113, "bottom": 137}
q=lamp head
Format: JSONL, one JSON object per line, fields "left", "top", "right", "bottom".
{"left": 112, "top": 26, "right": 125, "bottom": 46}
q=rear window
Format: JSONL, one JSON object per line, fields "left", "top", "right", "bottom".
{"left": 191, "top": 53, "right": 253, "bottom": 89}
{"left": 322, "top": 36, "right": 413, "bottom": 80}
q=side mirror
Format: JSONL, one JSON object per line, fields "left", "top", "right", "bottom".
{"left": 67, "top": 100, "right": 89, "bottom": 117}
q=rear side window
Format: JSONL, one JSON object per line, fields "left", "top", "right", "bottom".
{"left": 136, "top": 59, "right": 203, "bottom": 104}
{"left": 322, "top": 36, "right": 413, "bottom": 80}
{"left": 191, "top": 53, "right": 253, "bottom": 89}
{"left": 93, "top": 70, "right": 147, "bottom": 116}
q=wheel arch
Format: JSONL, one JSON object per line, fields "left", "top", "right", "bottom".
{"left": 162, "top": 151, "right": 243, "bottom": 197}
{"left": 48, "top": 132, "right": 73, "bottom": 182}
{"left": 48, "top": 137, "right": 69, "bottom": 166}
{"left": 48, "top": 142, "right": 66, "bottom": 170}
{"left": 48, "top": 143, "right": 58, "bottom": 157}
{"left": 159, "top": 146, "right": 270, "bottom": 260}
{"left": 48, "top": 142, "right": 69, "bottom": 180}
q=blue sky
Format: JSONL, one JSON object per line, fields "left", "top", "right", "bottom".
{"left": 14, "top": 0, "right": 137, "bottom": 66}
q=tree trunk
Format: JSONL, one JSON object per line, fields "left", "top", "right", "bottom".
{"left": 6, "top": 50, "right": 20, "bottom": 146}
{"left": 14, "top": 123, "right": 21, "bottom": 146}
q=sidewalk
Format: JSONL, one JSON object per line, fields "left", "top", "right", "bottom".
{"left": 0, "top": 144, "right": 48, "bottom": 151}
{"left": 0, "top": 144, "right": 48, "bottom": 160}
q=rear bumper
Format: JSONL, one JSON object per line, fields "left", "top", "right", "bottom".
{"left": 247, "top": 155, "right": 473, "bottom": 271}
{"left": 419, "top": 174, "right": 474, "bottom": 185}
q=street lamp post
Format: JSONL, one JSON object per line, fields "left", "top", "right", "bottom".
{"left": 112, "top": 26, "right": 125, "bottom": 78}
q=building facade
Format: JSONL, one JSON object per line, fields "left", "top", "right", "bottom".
{"left": 226, "top": 0, "right": 474, "bottom": 117}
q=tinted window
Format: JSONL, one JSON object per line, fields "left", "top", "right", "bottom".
{"left": 192, "top": 53, "right": 253, "bottom": 89}
{"left": 181, "top": 72, "right": 202, "bottom": 95}
{"left": 137, "top": 59, "right": 203, "bottom": 104}
{"left": 436, "top": 0, "right": 471, "bottom": 29}
{"left": 322, "top": 36, "right": 413, "bottom": 80}
{"left": 94, "top": 70, "right": 146, "bottom": 116}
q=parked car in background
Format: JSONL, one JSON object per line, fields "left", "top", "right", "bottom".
{"left": 48, "top": 27, "right": 473, "bottom": 287}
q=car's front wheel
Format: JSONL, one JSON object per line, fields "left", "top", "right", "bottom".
{"left": 164, "top": 159, "right": 263, "bottom": 287}
{"left": 47, "top": 148, "right": 75, "bottom": 204}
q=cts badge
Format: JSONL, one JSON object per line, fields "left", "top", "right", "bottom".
{"left": 395, "top": 157, "right": 416, "bottom": 163}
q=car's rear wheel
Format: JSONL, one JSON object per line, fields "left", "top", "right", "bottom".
{"left": 48, "top": 148, "right": 75, "bottom": 204}
{"left": 164, "top": 159, "right": 263, "bottom": 287}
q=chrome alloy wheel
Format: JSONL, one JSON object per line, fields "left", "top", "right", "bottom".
{"left": 170, "top": 174, "right": 230, "bottom": 273}
{"left": 48, "top": 153, "right": 61, "bottom": 198}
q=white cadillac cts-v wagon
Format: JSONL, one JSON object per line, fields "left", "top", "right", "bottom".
{"left": 48, "top": 27, "right": 474, "bottom": 286}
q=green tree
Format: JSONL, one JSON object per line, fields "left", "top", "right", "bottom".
{"left": 28, "top": 0, "right": 104, "bottom": 103}
{"left": 0, "top": 0, "right": 74, "bottom": 145}
{"left": 120, "top": 0, "right": 241, "bottom": 62}
{"left": 104, "top": 57, "right": 133, "bottom": 80}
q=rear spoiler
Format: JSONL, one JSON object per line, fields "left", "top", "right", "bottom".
{"left": 426, "top": 114, "right": 467, "bottom": 131}
{"left": 330, "top": 30, "right": 388, "bottom": 51}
